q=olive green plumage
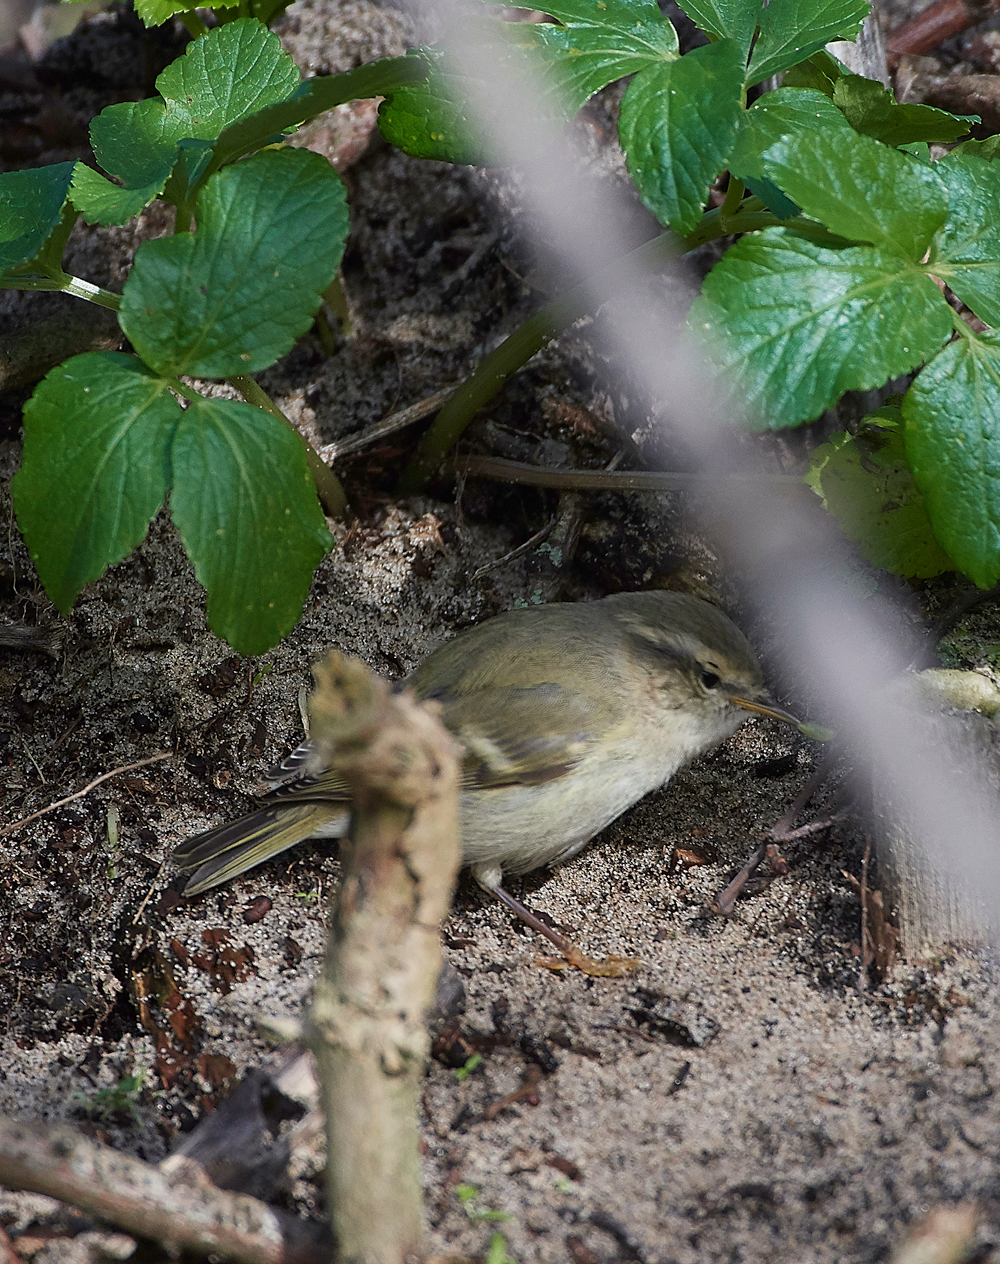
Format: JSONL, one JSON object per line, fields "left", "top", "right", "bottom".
{"left": 173, "top": 591, "right": 775, "bottom": 896}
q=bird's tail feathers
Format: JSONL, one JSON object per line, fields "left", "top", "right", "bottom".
{"left": 173, "top": 803, "right": 347, "bottom": 896}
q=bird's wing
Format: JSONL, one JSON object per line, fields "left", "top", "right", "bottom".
{"left": 262, "top": 763, "right": 352, "bottom": 804}
{"left": 261, "top": 683, "right": 605, "bottom": 799}
{"left": 264, "top": 741, "right": 318, "bottom": 783}
{"left": 437, "top": 682, "right": 604, "bottom": 789}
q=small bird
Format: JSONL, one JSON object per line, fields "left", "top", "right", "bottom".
{"left": 173, "top": 591, "right": 799, "bottom": 973}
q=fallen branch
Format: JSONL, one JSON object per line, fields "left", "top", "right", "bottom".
{"left": 858, "top": 839, "right": 871, "bottom": 994}
{"left": 0, "top": 751, "right": 173, "bottom": 837}
{"left": 0, "top": 623, "right": 65, "bottom": 659}
{"left": 0, "top": 1117, "right": 328, "bottom": 1264}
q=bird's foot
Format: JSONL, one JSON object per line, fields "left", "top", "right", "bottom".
{"left": 488, "top": 881, "right": 642, "bottom": 977}
{"left": 535, "top": 947, "right": 642, "bottom": 978}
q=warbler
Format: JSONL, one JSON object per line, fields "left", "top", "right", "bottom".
{"left": 173, "top": 591, "right": 799, "bottom": 973}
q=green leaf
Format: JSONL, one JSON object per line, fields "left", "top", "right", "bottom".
{"left": 746, "top": 0, "right": 868, "bottom": 87}
{"left": 488, "top": 0, "right": 658, "bottom": 24}
{"left": 72, "top": 101, "right": 181, "bottom": 226}
{"left": 898, "top": 140, "right": 931, "bottom": 162}
{"left": 620, "top": 39, "right": 744, "bottom": 233}
{"left": 132, "top": 0, "right": 219, "bottom": 25}
{"left": 486, "top": 1234, "right": 515, "bottom": 1264}
{"left": 253, "top": 0, "right": 296, "bottom": 24}
{"left": 805, "top": 409, "right": 953, "bottom": 577}
{"left": 677, "top": 0, "right": 761, "bottom": 55}
{"left": 377, "top": 52, "right": 494, "bottom": 165}
{"left": 761, "top": 128, "right": 948, "bottom": 258}
{"left": 120, "top": 147, "right": 348, "bottom": 379}
{"left": 12, "top": 353, "right": 179, "bottom": 612}
{"left": 71, "top": 19, "right": 300, "bottom": 225}
{"left": 781, "top": 48, "right": 848, "bottom": 95}
{"left": 730, "top": 87, "right": 851, "bottom": 183}
{"left": 832, "top": 75, "right": 976, "bottom": 146}
{"left": 162, "top": 138, "right": 216, "bottom": 208}
{"left": 0, "top": 163, "right": 76, "bottom": 273}
{"left": 949, "top": 134, "right": 1000, "bottom": 161}
{"left": 930, "top": 154, "right": 1000, "bottom": 327}
{"left": 742, "top": 176, "right": 799, "bottom": 218}
{"left": 156, "top": 17, "right": 300, "bottom": 137}
{"left": 169, "top": 395, "right": 333, "bottom": 654}
{"left": 508, "top": 0, "right": 680, "bottom": 112}
{"left": 730, "top": 88, "right": 851, "bottom": 218}
{"left": 381, "top": 0, "right": 679, "bottom": 164}
{"left": 904, "top": 333, "right": 1000, "bottom": 588}
{"left": 23, "top": 200, "right": 78, "bottom": 276}
{"left": 689, "top": 229, "right": 953, "bottom": 428}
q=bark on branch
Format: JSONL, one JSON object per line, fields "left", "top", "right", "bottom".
{"left": 0, "top": 1117, "right": 327, "bottom": 1264}
{"left": 304, "top": 652, "right": 462, "bottom": 1264}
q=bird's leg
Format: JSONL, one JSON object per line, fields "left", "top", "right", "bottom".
{"left": 490, "top": 882, "right": 641, "bottom": 978}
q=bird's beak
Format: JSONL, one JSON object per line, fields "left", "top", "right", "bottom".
{"left": 731, "top": 695, "right": 835, "bottom": 741}
{"left": 731, "top": 695, "right": 804, "bottom": 727}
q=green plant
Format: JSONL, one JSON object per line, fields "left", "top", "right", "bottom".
{"left": 74, "top": 1071, "right": 148, "bottom": 1124}
{"left": 456, "top": 1184, "right": 512, "bottom": 1224}
{"left": 486, "top": 1231, "right": 517, "bottom": 1264}
{"left": 7, "top": 1, "right": 999, "bottom": 656}
{"left": 453, "top": 1052, "right": 483, "bottom": 1081}
{"left": 455, "top": 1187, "right": 516, "bottom": 1262}
{"left": 1, "top": 20, "right": 426, "bottom": 654}
{"left": 369, "top": 0, "right": 1000, "bottom": 590}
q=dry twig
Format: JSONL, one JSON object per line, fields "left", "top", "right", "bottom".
{"left": 1, "top": 751, "right": 173, "bottom": 837}
{"left": 0, "top": 623, "right": 65, "bottom": 659}
{"left": 457, "top": 454, "right": 801, "bottom": 494}
{"left": 710, "top": 756, "right": 845, "bottom": 917}
{"left": 859, "top": 838, "right": 871, "bottom": 994}
{"left": 322, "top": 387, "right": 457, "bottom": 463}
{"left": 470, "top": 519, "right": 555, "bottom": 581}
{"left": 0, "top": 1117, "right": 327, "bottom": 1264}
{"left": 887, "top": 0, "right": 1000, "bottom": 60}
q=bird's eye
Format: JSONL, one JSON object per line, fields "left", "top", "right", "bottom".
{"left": 700, "top": 669, "right": 721, "bottom": 690}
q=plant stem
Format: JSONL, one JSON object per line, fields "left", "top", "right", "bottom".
{"left": 167, "top": 377, "right": 205, "bottom": 405}
{"left": 457, "top": 454, "right": 803, "bottom": 492}
{"left": 397, "top": 200, "right": 844, "bottom": 493}
{"left": 172, "top": 199, "right": 195, "bottom": 234}
{"left": 397, "top": 233, "right": 681, "bottom": 493}
{"left": 207, "top": 54, "right": 429, "bottom": 179}
{"left": 719, "top": 175, "right": 746, "bottom": 225}
{"left": 0, "top": 273, "right": 121, "bottom": 310}
{"left": 229, "top": 374, "right": 348, "bottom": 520}
{"left": 177, "top": 9, "right": 209, "bottom": 37}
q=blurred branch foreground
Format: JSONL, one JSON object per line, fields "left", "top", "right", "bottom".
{"left": 305, "top": 652, "right": 462, "bottom": 1264}
{"left": 873, "top": 670, "right": 1000, "bottom": 954}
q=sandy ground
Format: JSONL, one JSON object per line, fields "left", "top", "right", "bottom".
{"left": 2, "top": 0, "right": 1000, "bottom": 1261}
